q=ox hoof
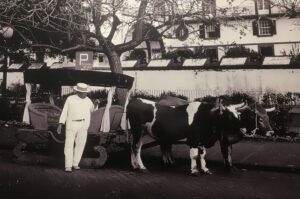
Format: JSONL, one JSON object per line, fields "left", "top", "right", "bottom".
{"left": 202, "top": 170, "right": 212, "bottom": 175}
{"left": 224, "top": 166, "right": 239, "bottom": 173}
{"left": 139, "top": 168, "right": 148, "bottom": 173}
{"left": 161, "top": 162, "right": 175, "bottom": 170}
{"left": 190, "top": 171, "right": 199, "bottom": 177}
{"left": 134, "top": 168, "right": 148, "bottom": 173}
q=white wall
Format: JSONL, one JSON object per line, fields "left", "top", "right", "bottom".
{"left": 274, "top": 43, "right": 300, "bottom": 56}
{"left": 2, "top": 68, "right": 300, "bottom": 100}
{"left": 124, "top": 69, "right": 300, "bottom": 100}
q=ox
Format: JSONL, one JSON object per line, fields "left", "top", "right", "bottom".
{"left": 237, "top": 103, "right": 275, "bottom": 137}
{"left": 127, "top": 97, "right": 248, "bottom": 175}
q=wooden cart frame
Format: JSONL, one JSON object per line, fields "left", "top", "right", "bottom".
{"left": 13, "top": 68, "right": 134, "bottom": 167}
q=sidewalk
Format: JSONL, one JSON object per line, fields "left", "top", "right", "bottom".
{"left": 1, "top": 126, "right": 300, "bottom": 173}
{"left": 142, "top": 136, "right": 300, "bottom": 173}
{"left": 207, "top": 139, "right": 300, "bottom": 173}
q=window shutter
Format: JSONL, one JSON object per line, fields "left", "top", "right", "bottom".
{"left": 252, "top": 20, "right": 258, "bottom": 36}
{"left": 271, "top": 20, "right": 276, "bottom": 35}
{"left": 199, "top": 24, "right": 205, "bottom": 39}
{"left": 215, "top": 23, "right": 220, "bottom": 38}
{"left": 254, "top": 0, "right": 258, "bottom": 15}
{"left": 175, "top": 24, "right": 189, "bottom": 41}
{"left": 212, "top": 0, "right": 217, "bottom": 16}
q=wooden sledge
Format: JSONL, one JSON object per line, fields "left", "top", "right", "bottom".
{"left": 14, "top": 103, "right": 126, "bottom": 167}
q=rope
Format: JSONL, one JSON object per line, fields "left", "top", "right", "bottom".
{"left": 243, "top": 102, "right": 258, "bottom": 138}
{"left": 49, "top": 130, "right": 64, "bottom": 144}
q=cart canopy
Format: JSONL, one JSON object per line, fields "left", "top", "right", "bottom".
{"left": 24, "top": 68, "right": 134, "bottom": 89}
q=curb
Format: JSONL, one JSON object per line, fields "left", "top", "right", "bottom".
{"left": 207, "top": 160, "right": 300, "bottom": 174}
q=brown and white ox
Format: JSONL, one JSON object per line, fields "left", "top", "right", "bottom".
{"left": 127, "top": 97, "right": 274, "bottom": 175}
{"left": 237, "top": 103, "right": 275, "bottom": 137}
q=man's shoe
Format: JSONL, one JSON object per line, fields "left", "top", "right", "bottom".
{"left": 65, "top": 167, "right": 72, "bottom": 172}
{"left": 73, "top": 166, "right": 80, "bottom": 170}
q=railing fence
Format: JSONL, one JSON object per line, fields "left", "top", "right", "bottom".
{"left": 62, "top": 86, "right": 271, "bottom": 101}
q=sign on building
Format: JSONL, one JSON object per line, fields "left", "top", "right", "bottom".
{"left": 76, "top": 51, "right": 93, "bottom": 69}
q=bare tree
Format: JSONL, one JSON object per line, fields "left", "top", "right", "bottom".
{"left": 0, "top": 0, "right": 210, "bottom": 103}
{"left": 271, "top": 0, "right": 300, "bottom": 17}
{"left": 2, "top": 0, "right": 295, "bottom": 102}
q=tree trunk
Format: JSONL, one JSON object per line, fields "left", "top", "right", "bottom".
{"left": 1, "top": 54, "right": 8, "bottom": 97}
{"left": 106, "top": 50, "right": 128, "bottom": 106}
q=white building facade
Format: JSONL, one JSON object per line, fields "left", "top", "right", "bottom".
{"left": 127, "top": 0, "right": 300, "bottom": 63}
{"left": 118, "top": 0, "right": 300, "bottom": 99}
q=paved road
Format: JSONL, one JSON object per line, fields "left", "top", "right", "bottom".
{"left": 0, "top": 148, "right": 299, "bottom": 199}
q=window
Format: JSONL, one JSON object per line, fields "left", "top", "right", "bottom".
{"left": 98, "top": 55, "right": 104, "bottom": 62}
{"left": 205, "top": 24, "right": 216, "bottom": 38}
{"left": 175, "top": 23, "right": 189, "bottom": 41}
{"left": 258, "top": 0, "right": 270, "bottom": 10}
{"left": 259, "top": 45, "right": 274, "bottom": 57}
{"left": 253, "top": 18, "right": 276, "bottom": 37}
{"left": 129, "top": 49, "right": 147, "bottom": 64}
{"left": 153, "top": 0, "right": 168, "bottom": 22}
{"left": 178, "top": 28, "right": 187, "bottom": 38}
{"left": 205, "top": 48, "right": 218, "bottom": 62}
{"left": 200, "top": 22, "right": 220, "bottom": 39}
{"left": 152, "top": 49, "right": 162, "bottom": 59}
{"left": 258, "top": 20, "right": 272, "bottom": 36}
{"left": 202, "top": 0, "right": 216, "bottom": 17}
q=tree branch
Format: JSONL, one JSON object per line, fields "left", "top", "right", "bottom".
{"left": 61, "top": 44, "right": 104, "bottom": 53}
{"left": 115, "top": 0, "right": 148, "bottom": 53}
{"left": 107, "top": 14, "right": 121, "bottom": 41}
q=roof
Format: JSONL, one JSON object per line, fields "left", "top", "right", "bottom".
{"left": 121, "top": 60, "right": 138, "bottom": 68}
{"left": 23, "top": 68, "right": 134, "bottom": 89}
{"left": 182, "top": 58, "right": 207, "bottom": 67}
{"left": 220, "top": 57, "right": 247, "bottom": 66}
{"left": 147, "top": 59, "right": 171, "bottom": 67}
{"left": 263, "top": 56, "right": 291, "bottom": 66}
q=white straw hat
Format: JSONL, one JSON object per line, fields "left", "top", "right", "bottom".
{"left": 73, "top": 83, "right": 90, "bottom": 93}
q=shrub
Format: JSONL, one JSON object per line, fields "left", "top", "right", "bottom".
{"left": 6, "top": 83, "right": 26, "bottom": 98}
{"left": 131, "top": 90, "right": 158, "bottom": 101}
{"left": 195, "top": 92, "right": 255, "bottom": 105}
{"left": 225, "top": 46, "right": 263, "bottom": 65}
{"left": 159, "top": 91, "right": 188, "bottom": 100}
{"left": 262, "top": 92, "right": 298, "bottom": 106}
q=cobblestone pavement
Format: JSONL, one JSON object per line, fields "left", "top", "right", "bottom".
{"left": 0, "top": 145, "right": 300, "bottom": 199}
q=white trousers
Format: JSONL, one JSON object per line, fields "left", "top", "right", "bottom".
{"left": 64, "top": 121, "right": 88, "bottom": 168}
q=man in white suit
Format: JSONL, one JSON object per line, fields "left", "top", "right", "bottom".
{"left": 57, "top": 83, "right": 94, "bottom": 172}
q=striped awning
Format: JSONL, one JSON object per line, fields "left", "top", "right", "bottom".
{"left": 147, "top": 59, "right": 171, "bottom": 67}
{"left": 220, "top": 57, "right": 247, "bottom": 66}
{"left": 183, "top": 58, "right": 207, "bottom": 67}
{"left": 8, "top": 63, "right": 24, "bottom": 70}
{"left": 263, "top": 56, "right": 291, "bottom": 65}
{"left": 28, "top": 63, "right": 46, "bottom": 69}
{"left": 50, "top": 62, "right": 76, "bottom": 69}
{"left": 50, "top": 62, "right": 62, "bottom": 69}
{"left": 122, "top": 60, "right": 138, "bottom": 68}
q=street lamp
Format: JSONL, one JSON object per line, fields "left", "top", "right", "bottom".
{"left": 0, "top": 26, "right": 14, "bottom": 39}
{"left": 0, "top": 26, "right": 14, "bottom": 97}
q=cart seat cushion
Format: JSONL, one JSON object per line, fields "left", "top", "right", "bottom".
{"left": 157, "top": 95, "right": 188, "bottom": 107}
{"left": 88, "top": 105, "right": 124, "bottom": 134}
{"left": 28, "top": 103, "right": 62, "bottom": 130}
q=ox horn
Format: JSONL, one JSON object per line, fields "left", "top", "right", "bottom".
{"left": 230, "top": 102, "right": 246, "bottom": 109}
{"left": 236, "top": 104, "right": 251, "bottom": 112}
{"left": 265, "top": 107, "right": 276, "bottom": 112}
